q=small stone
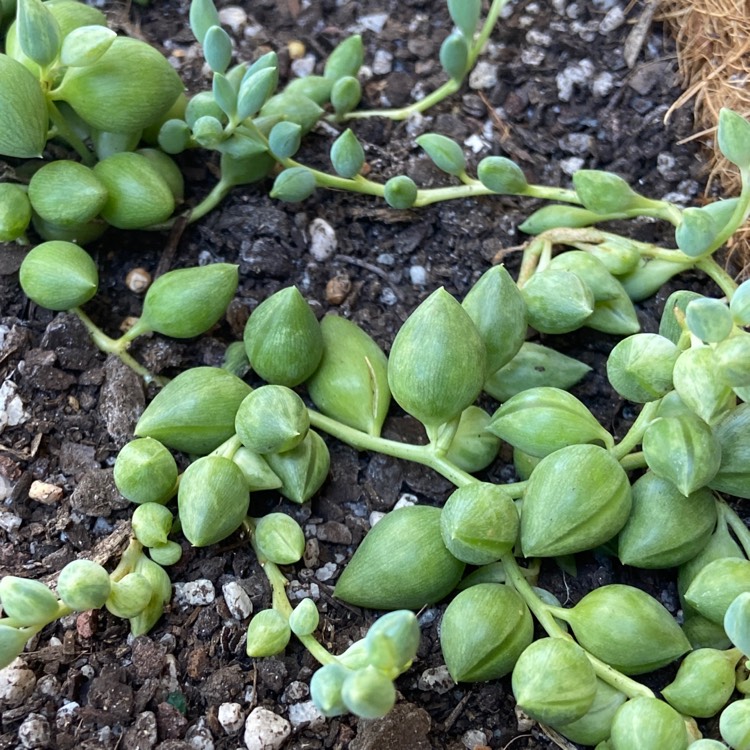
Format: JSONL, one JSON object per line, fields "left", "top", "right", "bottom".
{"left": 372, "top": 49, "right": 393, "bottom": 76}
{"left": 56, "top": 701, "right": 80, "bottom": 730}
{"left": 18, "top": 713, "right": 51, "bottom": 749}
{"left": 409, "top": 265, "right": 427, "bottom": 286}
{"left": 314, "top": 562, "right": 337, "bottom": 582}
{"left": 287, "top": 40, "right": 306, "bottom": 60}
{"left": 218, "top": 702, "right": 244, "bottom": 734}
{"left": 380, "top": 288, "right": 398, "bottom": 306}
{"left": 316, "top": 521, "right": 352, "bottom": 545}
{"left": 28, "top": 480, "right": 64, "bottom": 504}
{"left": 0, "top": 659, "right": 37, "bottom": 707}
{"left": 462, "top": 729, "right": 489, "bottom": 749}
{"left": 0, "top": 510, "right": 22, "bottom": 532}
{"left": 592, "top": 71, "right": 615, "bottom": 97}
{"left": 174, "top": 580, "right": 215, "bottom": 607}
{"left": 520, "top": 47, "right": 545, "bottom": 66}
{"left": 417, "top": 665, "right": 454, "bottom": 694}
{"left": 0, "top": 379, "right": 28, "bottom": 432}
{"left": 325, "top": 275, "right": 351, "bottom": 305}
{"left": 243, "top": 707, "right": 291, "bottom": 750}
{"left": 122, "top": 711, "right": 158, "bottom": 750}
{"left": 599, "top": 6, "right": 625, "bottom": 33}
{"left": 218, "top": 6, "right": 247, "bottom": 32}
{"left": 291, "top": 54, "right": 316, "bottom": 78}
{"left": 222, "top": 581, "right": 253, "bottom": 620}
{"left": 369, "top": 511, "right": 385, "bottom": 527}
{"left": 560, "top": 156, "right": 585, "bottom": 176}
{"left": 468, "top": 60, "right": 498, "bottom": 90}
{"left": 281, "top": 681, "right": 309, "bottom": 703}
{"left": 559, "top": 132, "right": 593, "bottom": 155}
{"left": 185, "top": 718, "right": 214, "bottom": 750}
{"left": 287, "top": 700, "right": 325, "bottom": 729}
{"left": 125, "top": 268, "right": 152, "bottom": 294}
{"left": 156, "top": 701, "right": 188, "bottom": 739}
{"left": 352, "top": 12, "right": 389, "bottom": 33}
{"left": 308, "top": 218, "right": 337, "bottom": 261}
{"left": 556, "top": 59, "right": 594, "bottom": 102}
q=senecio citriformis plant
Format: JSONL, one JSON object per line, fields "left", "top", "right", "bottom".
{"left": 0, "top": 0, "right": 522, "bottom": 243}
{"left": 8, "top": 112, "right": 750, "bottom": 745}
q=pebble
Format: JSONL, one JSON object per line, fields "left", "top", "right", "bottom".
{"left": 218, "top": 702, "right": 245, "bottom": 734}
{"left": 592, "top": 71, "right": 615, "bottom": 97}
{"left": 28, "top": 480, "right": 64, "bottom": 504}
{"left": 556, "top": 59, "right": 594, "bottom": 102}
{"left": 462, "top": 729, "right": 489, "bottom": 749}
{"left": 243, "top": 707, "right": 291, "bottom": 750}
{"left": 560, "top": 157, "right": 585, "bottom": 175}
{"left": 0, "top": 510, "right": 22, "bottom": 532}
{"left": 308, "top": 218, "right": 338, "bottom": 261}
{"left": 409, "top": 265, "right": 427, "bottom": 286}
{"left": 55, "top": 701, "right": 80, "bottom": 730}
{"left": 599, "top": 5, "right": 625, "bottom": 33}
{"left": 468, "top": 60, "right": 498, "bottom": 90}
{"left": 314, "top": 562, "right": 337, "bottom": 582}
{"left": 123, "top": 710, "right": 157, "bottom": 748}
{"left": 372, "top": 49, "right": 393, "bottom": 76}
{"left": 287, "top": 700, "right": 325, "bottom": 729}
{"left": 174, "top": 579, "right": 215, "bottom": 607}
{"left": 0, "top": 659, "right": 37, "bottom": 707}
{"left": 351, "top": 12, "right": 389, "bottom": 33}
{"left": 316, "top": 521, "right": 352, "bottom": 545}
{"left": 417, "top": 665, "right": 455, "bottom": 694}
{"left": 325, "top": 275, "right": 351, "bottom": 305}
{"left": 291, "top": 54, "right": 316, "bottom": 78}
{"left": 222, "top": 581, "right": 253, "bottom": 620}
{"left": 185, "top": 718, "right": 215, "bottom": 750}
{"left": 369, "top": 510, "right": 385, "bottom": 527}
{"left": 218, "top": 6, "right": 247, "bottom": 32}
{"left": 394, "top": 493, "right": 418, "bottom": 509}
{"left": 281, "top": 681, "right": 309, "bottom": 703}
{"left": 18, "top": 713, "right": 50, "bottom": 749}
{"left": 0, "top": 379, "right": 28, "bottom": 431}
{"left": 379, "top": 288, "right": 398, "bottom": 306}
{"left": 520, "top": 47, "right": 545, "bottom": 66}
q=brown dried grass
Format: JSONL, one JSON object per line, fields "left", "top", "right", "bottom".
{"left": 661, "top": 0, "right": 750, "bottom": 269}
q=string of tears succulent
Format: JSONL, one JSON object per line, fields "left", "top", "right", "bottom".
{"left": 6, "top": 107, "right": 750, "bottom": 747}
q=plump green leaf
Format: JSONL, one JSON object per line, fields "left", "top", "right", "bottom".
{"left": 717, "top": 107, "right": 750, "bottom": 168}
{"left": 0, "top": 54, "right": 48, "bottom": 158}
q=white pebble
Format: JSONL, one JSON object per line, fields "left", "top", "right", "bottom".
{"left": 379, "top": 288, "right": 398, "bottom": 306}
{"left": 352, "top": 12, "right": 389, "bottom": 33}
{"left": 418, "top": 665, "right": 454, "bottom": 694}
{"left": 369, "top": 511, "right": 385, "bottom": 527}
{"left": 0, "top": 379, "right": 28, "bottom": 431}
{"left": 592, "top": 71, "right": 615, "bottom": 97}
{"left": 222, "top": 581, "right": 253, "bottom": 620}
{"left": 409, "top": 265, "right": 427, "bottom": 286}
{"left": 243, "top": 707, "right": 291, "bottom": 750}
{"left": 314, "top": 562, "right": 337, "bottom": 582}
{"left": 0, "top": 510, "right": 22, "bottom": 533}
{"left": 526, "top": 29, "right": 551, "bottom": 46}
{"left": 308, "top": 218, "right": 338, "bottom": 262}
{"left": 463, "top": 729, "right": 489, "bottom": 749}
{"left": 174, "top": 579, "right": 215, "bottom": 607}
{"left": 186, "top": 718, "right": 215, "bottom": 750}
{"left": 219, "top": 702, "right": 245, "bottom": 734}
{"left": 520, "top": 47, "right": 545, "bottom": 66}
{"left": 464, "top": 134, "right": 487, "bottom": 154}
{"left": 218, "top": 6, "right": 247, "bottom": 32}
{"left": 372, "top": 49, "right": 393, "bottom": 76}
{"left": 56, "top": 701, "right": 80, "bottom": 729}
{"left": 469, "top": 60, "right": 498, "bottom": 90}
{"left": 560, "top": 156, "right": 585, "bottom": 176}
{"left": 18, "top": 713, "right": 50, "bottom": 749}
{"left": 291, "top": 54, "right": 316, "bottom": 79}
{"left": 556, "top": 59, "right": 594, "bottom": 102}
{"left": 282, "top": 680, "right": 309, "bottom": 703}
{"left": 0, "top": 659, "right": 36, "bottom": 707}
{"left": 287, "top": 700, "right": 325, "bottom": 729}
{"left": 599, "top": 6, "right": 625, "bottom": 33}
{"left": 395, "top": 493, "right": 418, "bottom": 509}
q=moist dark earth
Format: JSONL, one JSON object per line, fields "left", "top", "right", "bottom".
{"left": 0, "top": 0, "right": 738, "bottom": 748}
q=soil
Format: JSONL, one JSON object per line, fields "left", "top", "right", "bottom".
{"left": 0, "top": 1, "right": 734, "bottom": 749}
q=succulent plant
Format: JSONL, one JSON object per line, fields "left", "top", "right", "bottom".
{"left": 235, "top": 386, "right": 310, "bottom": 454}
{"left": 56, "top": 559, "right": 112, "bottom": 611}
{"left": 334, "top": 505, "right": 465, "bottom": 610}
{"left": 306, "top": 314, "right": 391, "bottom": 437}
{"left": 114, "top": 437, "right": 178, "bottom": 505}
{"left": 0, "top": 576, "right": 60, "bottom": 625}
{"left": 440, "top": 583, "right": 533, "bottom": 682}
{"left": 245, "top": 609, "right": 291, "bottom": 657}
{"left": 609, "top": 697, "right": 690, "bottom": 750}
{"left": 252, "top": 513, "right": 306, "bottom": 565}
{"left": 263, "top": 429, "right": 330, "bottom": 504}
{"left": 19, "top": 240, "right": 99, "bottom": 311}
{"left": 387, "top": 288, "right": 486, "bottom": 435}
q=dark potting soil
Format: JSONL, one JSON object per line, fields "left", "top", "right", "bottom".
{"left": 0, "top": 0, "right": 736, "bottom": 748}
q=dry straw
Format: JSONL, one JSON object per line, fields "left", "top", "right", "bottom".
{"left": 661, "top": 0, "right": 750, "bottom": 266}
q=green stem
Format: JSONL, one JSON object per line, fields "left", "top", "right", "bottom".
{"left": 706, "top": 166, "right": 750, "bottom": 253}
{"left": 501, "top": 552, "right": 655, "bottom": 699}
{"left": 341, "top": 0, "right": 508, "bottom": 121}
{"left": 719, "top": 502, "right": 750, "bottom": 560}
{"left": 610, "top": 400, "right": 661, "bottom": 461}
{"left": 45, "top": 99, "right": 95, "bottom": 166}
{"left": 211, "top": 434, "right": 243, "bottom": 460}
{"left": 72, "top": 308, "right": 164, "bottom": 385}
{"left": 243, "top": 519, "right": 337, "bottom": 666}
{"left": 307, "top": 408, "right": 477, "bottom": 488}
{"left": 695, "top": 256, "right": 740, "bottom": 299}
{"left": 619, "top": 451, "right": 647, "bottom": 472}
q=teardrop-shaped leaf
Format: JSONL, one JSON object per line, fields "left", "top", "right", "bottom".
{"left": 718, "top": 108, "right": 750, "bottom": 169}
{"left": 189, "top": 0, "right": 220, "bottom": 44}
{"left": 204, "top": 24, "right": 233, "bottom": 74}
{"left": 416, "top": 133, "right": 465, "bottom": 176}
{"left": 17, "top": 0, "right": 61, "bottom": 67}
{"left": 0, "top": 54, "right": 48, "bottom": 158}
